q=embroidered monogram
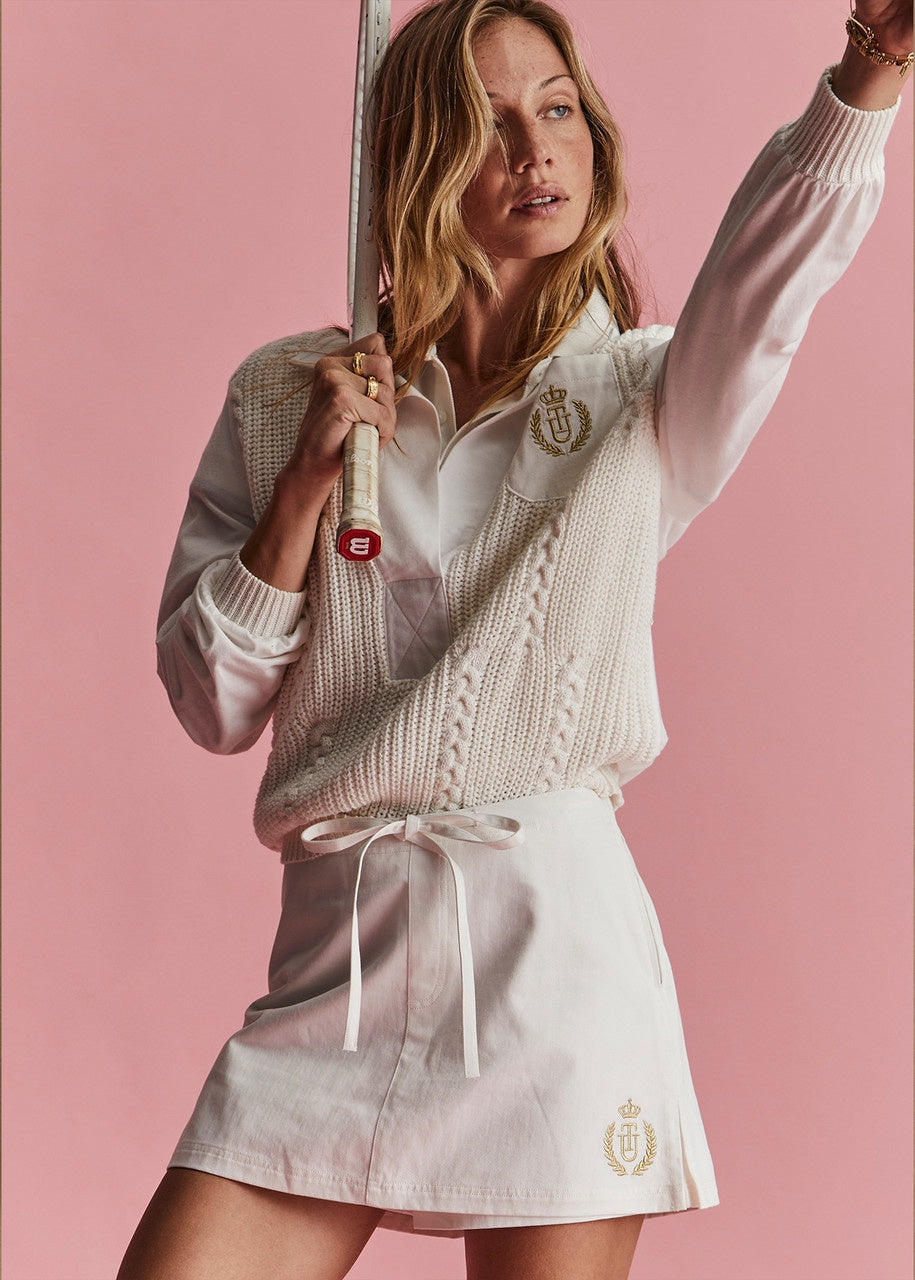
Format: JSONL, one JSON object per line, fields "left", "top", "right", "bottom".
{"left": 529, "top": 384, "right": 593, "bottom": 457}
{"left": 603, "top": 1099, "right": 657, "bottom": 1176}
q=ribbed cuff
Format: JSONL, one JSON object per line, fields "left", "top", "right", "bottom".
{"left": 781, "top": 68, "right": 899, "bottom": 184}
{"left": 211, "top": 552, "right": 306, "bottom": 637}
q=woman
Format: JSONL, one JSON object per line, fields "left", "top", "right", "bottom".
{"left": 118, "top": 1, "right": 910, "bottom": 1277}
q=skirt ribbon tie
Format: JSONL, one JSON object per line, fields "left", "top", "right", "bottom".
{"left": 299, "top": 812, "right": 525, "bottom": 1079}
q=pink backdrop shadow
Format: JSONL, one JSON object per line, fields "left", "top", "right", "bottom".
{"left": 2, "top": 2, "right": 911, "bottom": 1278}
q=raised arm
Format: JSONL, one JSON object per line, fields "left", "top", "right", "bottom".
{"left": 655, "top": 5, "right": 909, "bottom": 557}
{"left": 655, "top": 60, "right": 906, "bottom": 552}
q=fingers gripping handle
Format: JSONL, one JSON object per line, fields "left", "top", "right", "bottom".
{"left": 338, "top": 423, "right": 382, "bottom": 560}
{"left": 337, "top": 0, "right": 390, "bottom": 562}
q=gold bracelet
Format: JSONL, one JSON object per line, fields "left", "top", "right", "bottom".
{"left": 846, "top": 8, "right": 915, "bottom": 78}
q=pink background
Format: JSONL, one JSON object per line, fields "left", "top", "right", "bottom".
{"left": 3, "top": 1, "right": 911, "bottom": 1277}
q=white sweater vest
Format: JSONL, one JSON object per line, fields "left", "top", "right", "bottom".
{"left": 230, "top": 330, "right": 666, "bottom": 861}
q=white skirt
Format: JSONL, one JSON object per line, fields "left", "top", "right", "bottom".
{"left": 170, "top": 788, "right": 718, "bottom": 1236}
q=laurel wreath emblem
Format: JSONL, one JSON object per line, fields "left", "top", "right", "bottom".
{"left": 603, "top": 1123, "right": 627, "bottom": 1177}
{"left": 529, "top": 399, "right": 594, "bottom": 456}
{"left": 632, "top": 1122, "right": 657, "bottom": 1176}
{"left": 569, "top": 400, "right": 593, "bottom": 453}
{"left": 529, "top": 408, "right": 564, "bottom": 456}
{"left": 603, "top": 1119, "right": 657, "bottom": 1177}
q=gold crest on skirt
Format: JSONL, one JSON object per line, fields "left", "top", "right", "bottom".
{"left": 604, "top": 1099, "right": 657, "bottom": 1176}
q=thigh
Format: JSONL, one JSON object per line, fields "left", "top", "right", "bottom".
{"left": 116, "top": 1168, "right": 384, "bottom": 1280}
{"left": 463, "top": 1215, "right": 645, "bottom": 1280}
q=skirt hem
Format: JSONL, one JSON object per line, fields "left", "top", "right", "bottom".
{"left": 169, "top": 1141, "right": 720, "bottom": 1236}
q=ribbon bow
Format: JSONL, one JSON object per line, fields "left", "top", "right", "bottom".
{"left": 300, "top": 812, "right": 524, "bottom": 1078}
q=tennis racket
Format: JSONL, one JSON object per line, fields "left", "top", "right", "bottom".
{"left": 336, "top": 0, "right": 391, "bottom": 562}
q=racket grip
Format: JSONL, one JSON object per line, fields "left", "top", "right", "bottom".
{"left": 336, "top": 421, "right": 382, "bottom": 560}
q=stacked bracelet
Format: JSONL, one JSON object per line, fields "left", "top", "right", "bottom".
{"left": 846, "top": 9, "right": 915, "bottom": 78}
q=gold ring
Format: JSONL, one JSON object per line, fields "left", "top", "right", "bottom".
{"left": 366, "top": 375, "right": 379, "bottom": 401}
{"left": 352, "top": 351, "right": 365, "bottom": 376}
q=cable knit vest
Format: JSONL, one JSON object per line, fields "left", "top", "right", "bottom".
{"left": 230, "top": 328, "right": 666, "bottom": 861}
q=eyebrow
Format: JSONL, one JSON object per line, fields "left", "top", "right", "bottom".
{"left": 486, "top": 74, "right": 576, "bottom": 100}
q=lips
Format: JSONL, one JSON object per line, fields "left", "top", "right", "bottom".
{"left": 511, "top": 184, "right": 568, "bottom": 210}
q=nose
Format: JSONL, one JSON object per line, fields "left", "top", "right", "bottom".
{"left": 506, "top": 119, "right": 551, "bottom": 173}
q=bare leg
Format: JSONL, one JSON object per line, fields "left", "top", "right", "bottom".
{"left": 116, "top": 1168, "right": 384, "bottom": 1280}
{"left": 464, "top": 1215, "right": 645, "bottom": 1280}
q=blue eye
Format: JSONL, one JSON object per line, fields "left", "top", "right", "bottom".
{"left": 546, "top": 104, "right": 571, "bottom": 119}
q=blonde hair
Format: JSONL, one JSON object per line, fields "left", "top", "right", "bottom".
{"left": 372, "top": 0, "right": 641, "bottom": 404}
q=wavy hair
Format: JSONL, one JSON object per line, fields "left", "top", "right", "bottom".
{"left": 372, "top": 0, "right": 641, "bottom": 404}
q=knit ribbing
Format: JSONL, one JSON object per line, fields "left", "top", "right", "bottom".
{"left": 780, "top": 69, "right": 898, "bottom": 185}
{"left": 228, "top": 329, "right": 666, "bottom": 860}
{"left": 211, "top": 553, "right": 306, "bottom": 638}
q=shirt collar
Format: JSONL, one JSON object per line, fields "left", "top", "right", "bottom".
{"left": 549, "top": 291, "right": 619, "bottom": 358}
{"left": 417, "top": 290, "right": 619, "bottom": 426}
{"left": 425, "top": 290, "right": 617, "bottom": 366}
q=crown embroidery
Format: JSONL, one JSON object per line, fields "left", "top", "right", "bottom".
{"left": 529, "top": 384, "right": 593, "bottom": 457}
{"left": 603, "top": 1099, "right": 657, "bottom": 1176}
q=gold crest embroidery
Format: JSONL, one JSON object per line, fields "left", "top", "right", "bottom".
{"left": 603, "top": 1099, "right": 657, "bottom": 1177}
{"left": 529, "top": 384, "right": 593, "bottom": 457}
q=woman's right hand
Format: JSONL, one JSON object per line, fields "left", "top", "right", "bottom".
{"left": 280, "top": 332, "right": 397, "bottom": 506}
{"left": 239, "top": 333, "right": 396, "bottom": 593}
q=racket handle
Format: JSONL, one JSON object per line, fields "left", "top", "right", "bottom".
{"left": 336, "top": 421, "right": 382, "bottom": 560}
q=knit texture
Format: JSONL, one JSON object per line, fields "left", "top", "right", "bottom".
{"left": 229, "top": 330, "right": 665, "bottom": 860}
{"left": 211, "top": 553, "right": 306, "bottom": 637}
{"left": 779, "top": 68, "right": 897, "bottom": 185}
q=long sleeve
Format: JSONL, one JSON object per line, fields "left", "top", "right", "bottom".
{"left": 155, "top": 396, "right": 309, "bottom": 753}
{"left": 656, "top": 70, "right": 899, "bottom": 558}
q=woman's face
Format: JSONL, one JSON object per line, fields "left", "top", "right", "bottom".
{"left": 462, "top": 18, "right": 594, "bottom": 269}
